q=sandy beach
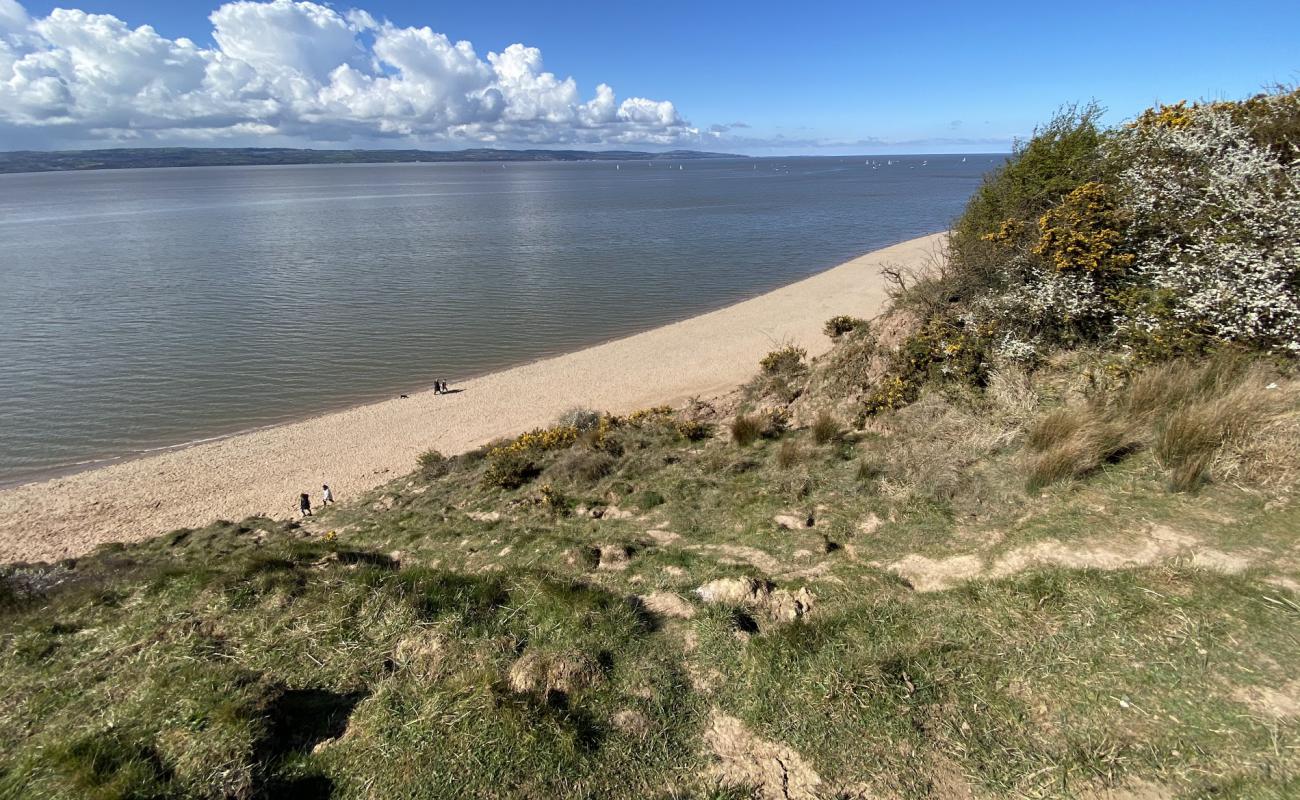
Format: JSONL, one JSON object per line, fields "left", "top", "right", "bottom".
{"left": 0, "top": 233, "right": 945, "bottom": 563}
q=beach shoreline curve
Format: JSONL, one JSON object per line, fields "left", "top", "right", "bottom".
{"left": 0, "top": 232, "right": 946, "bottom": 563}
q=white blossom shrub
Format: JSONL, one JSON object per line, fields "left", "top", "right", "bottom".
{"left": 875, "top": 90, "right": 1299, "bottom": 416}
{"left": 1110, "top": 98, "right": 1300, "bottom": 353}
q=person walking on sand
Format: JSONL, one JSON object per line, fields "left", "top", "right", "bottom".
{"left": 321, "top": 484, "right": 335, "bottom": 505}
{"left": 298, "top": 493, "right": 312, "bottom": 518}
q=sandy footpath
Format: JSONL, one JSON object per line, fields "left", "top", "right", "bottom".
{"left": 0, "top": 233, "right": 945, "bottom": 563}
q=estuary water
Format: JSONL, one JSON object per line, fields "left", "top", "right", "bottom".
{"left": 0, "top": 155, "right": 996, "bottom": 486}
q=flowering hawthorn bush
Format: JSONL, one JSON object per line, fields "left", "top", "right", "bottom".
{"left": 1113, "top": 98, "right": 1300, "bottom": 353}
{"left": 940, "top": 88, "right": 1300, "bottom": 364}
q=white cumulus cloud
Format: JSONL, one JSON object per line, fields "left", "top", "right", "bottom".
{"left": 0, "top": 0, "right": 693, "bottom": 148}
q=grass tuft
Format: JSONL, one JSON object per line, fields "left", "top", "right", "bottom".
{"left": 1155, "top": 384, "right": 1273, "bottom": 492}
{"left": 730, "top": 414, "right": 762, "bottom": 446}
{"left": 776, "top": 440, "right": 805, "bottom": 468}
{"left": 811, "top": 410, "right": 843, "bottom": 445}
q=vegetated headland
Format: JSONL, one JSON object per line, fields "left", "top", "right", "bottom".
{"left": 0, "top": 147, "right": 744, "bottom": 174}
{"left": 1, "top": 88, "right": 1297, "bottom": 799}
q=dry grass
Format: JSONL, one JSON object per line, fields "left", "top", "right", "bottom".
{"left": 1155, "top": 381, "right": 1276, "bottom": 492}
{"left": 1024, "top": 355, "right": 1289, "bottom": 492}
{"left": 776, "top": 440, "right": 806, "bottom": 468}
{"left": 1119, "top": 355, "right": 1254, "bottom": 421}
{"left": 548, "top": 447, "right": 618, "bottom": 484}
{"left": 985, "top": 366, "right": 1040, "bottom": 426}
{"left": 731, "top": 414, "right": 762, "bottom": 446}
{"left": 1024, "top": 406, "right": 1141, "bottom": 491}
{"left": 870, "top": 393, "right": 1019, "bottom": 506}
{"left": 811, "top": 410, "right": 843, "bottom": 445}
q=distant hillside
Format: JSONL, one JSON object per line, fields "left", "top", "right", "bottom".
{"left": 0, "top": 147, "right": 746, "bottom": 175}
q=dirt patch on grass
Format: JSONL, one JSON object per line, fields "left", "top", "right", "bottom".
{"left": 1232, "top": 679, "right": 1300, "bottom": 719}
{"left": 1076, "top": 780, "right": 1176, "bottom": 800}
{"left": 612, "top": 708, "right": 652, "bottom": 738}
{"left": 889, "top": 525, "right": 1253, "bottom": 592}
{"left": 703, "top": 709, "right": 822, "bottom": 800}
{"left": 507, "top": 651, "right": 602, "bottom": 696}
{"left": 640, "top": 591, "right": 696, "bottom": 619}
{"left": 646, "top": 528, "right": 681, "bottom": 545}
{"left": 695, "top": 577, "right": 815, "bottom": 623}
{"left": 690, "top": 543, "right": 784, "bottom": 575}
{"left": 888, "top": 554, "right": 982, "bottom": 592}
{"left": 596, "top": 543, "right": 631, "bottom": 571}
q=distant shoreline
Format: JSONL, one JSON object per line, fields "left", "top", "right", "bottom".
{"left": 0, "top": 147, "right": 1012, "bottom": 176}
{"left": 0, "top": 233, "right": 947, "bottom": 564}
{"left": 0, "top": 146, "right": 747, "bottom": 175}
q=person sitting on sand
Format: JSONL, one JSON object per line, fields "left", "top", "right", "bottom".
{"left": 299, "top": 493, "right": 312, "bottom": 517}
{"left": 321, "top": 484, "right": 334, "bottom": 505}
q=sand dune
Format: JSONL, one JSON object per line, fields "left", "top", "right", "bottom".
{"left": 0, "top": 233, "right": 946, "bottom": 563}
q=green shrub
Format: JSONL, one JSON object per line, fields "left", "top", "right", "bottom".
{"left": 675, "top": 419, "right": 711, "bottom": 441}
{"left": 483, "top": 449, "right": 540, "bottom": 489}
{"left": 823, "top": 315, "right": 867, "bottom": 339}
{"left": 538, "top": 484, "right": 574, "bottom": 514}
{"left": 549, "top": 447, "right": 617, "bottom": 484}
{"left": 759, "top": 345, "right": 807, "bottom": 375}
{"left": 949, "top": 103, "right": 1107, "bottom": 299}
{"left": 417, "top": 449, "right": 450, "bottom": 478}
{"left": 556, "top": 407, "right": 602, "bottom": 431}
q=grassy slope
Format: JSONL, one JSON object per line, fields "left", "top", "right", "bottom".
{"left": 2, "top": 354, "right": 1297, "bottom": 799}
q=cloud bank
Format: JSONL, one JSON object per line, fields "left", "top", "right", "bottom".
{"left": 0, "top": 0, "right": 693, "bottom": 148}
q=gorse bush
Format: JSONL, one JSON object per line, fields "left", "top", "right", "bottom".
{"left": 760, "top": 345, "right": 807, "bottom": 375}
{"left": 483, "top": 425, "right": 581, "bottom": 488}
{"left": 483, "top": 448, "right": 539, "bottom": 489}
{"left": 674, "top": 419, "right": 711, "bottom": 441}
{"left": 823, "top": 315, "right": 867, "bottom": 339}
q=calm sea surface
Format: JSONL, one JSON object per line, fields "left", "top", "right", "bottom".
{"left": 0, "top": 156, "right": 996, "bottom": 486}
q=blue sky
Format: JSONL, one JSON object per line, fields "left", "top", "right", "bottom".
{"left": 3, "top": 0, "right": 1298, "bottom": 153}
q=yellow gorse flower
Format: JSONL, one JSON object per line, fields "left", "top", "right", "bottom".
{"left": 1033, "top": 182, "right": 1134, "bottom": 274}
